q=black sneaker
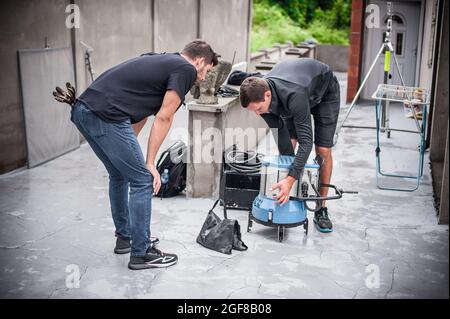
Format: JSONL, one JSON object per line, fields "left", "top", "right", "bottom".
{"left": 114, "top": 236, "right": 159, "bottom": 254}
{"left": 114, "top": 237, "right": 131, "bottom": 254}
{"left": 314, "top": 207, "right": 333, "bottom": 233}
{"left": 128, "top": 247, "right": 178, "bottom": 270}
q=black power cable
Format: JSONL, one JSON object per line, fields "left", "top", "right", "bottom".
{"left": 225, "top": 150, "right": 263, "bottom": 174}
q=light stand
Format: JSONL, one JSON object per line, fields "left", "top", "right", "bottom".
{"left": 334, "top": 2, "right": 406, "bottom": 144}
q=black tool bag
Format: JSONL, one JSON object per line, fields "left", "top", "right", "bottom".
{"left": 196, "top": 199, "right": 248, "bottom": 255}
{"left": 227, "top": 70, "right": 263, "bottom": 86}
{"left": 155, "top": 140, "right": 187, "bottom": 198}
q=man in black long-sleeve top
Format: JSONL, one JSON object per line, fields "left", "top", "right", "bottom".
{"left": 240, "top": 58, "right": 340, "bottom": 233}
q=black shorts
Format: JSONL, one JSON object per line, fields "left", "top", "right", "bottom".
{"left": 283, "top": 75, "right": 340, "bottom": 148}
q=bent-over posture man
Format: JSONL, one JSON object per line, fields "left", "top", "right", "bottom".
{"left": 71, "top": 40, "right": 217, "bottom": 269}
{"left": 239, "top": 58, "right": 340, "bottom": 233}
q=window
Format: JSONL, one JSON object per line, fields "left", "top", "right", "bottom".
{"left": 385, "top": 14, "right": 404, "bottom": 25}
{"left": 396, "top": 33, "right": 404, "bottom": 55}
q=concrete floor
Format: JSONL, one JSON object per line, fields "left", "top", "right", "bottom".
{"left": 0, "top": 74, "right": 448, "bottom": 299}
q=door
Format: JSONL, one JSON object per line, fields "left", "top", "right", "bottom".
{"left": 361, "top": 1, "right": 421, "bottom": 99}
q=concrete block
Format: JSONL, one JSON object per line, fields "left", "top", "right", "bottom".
{"left": 186, "top": 95, "right": 267, "bottom": 198}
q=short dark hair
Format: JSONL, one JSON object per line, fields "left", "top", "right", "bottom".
{"left": 239, "top": 77, "right": 269, "bottom": 108}
{"left": 181, "top": 40, "right": 219, "bottom": 66}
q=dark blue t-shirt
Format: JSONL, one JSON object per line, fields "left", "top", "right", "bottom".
{"left": 78, "top": 53, "right": 197, "bottom": 124}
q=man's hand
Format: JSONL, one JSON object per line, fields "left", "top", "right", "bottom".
{"left": 272, "top": 176, "right": 296, "bottom": 205}
{"left": 147, "top": 164, "right": 161, "bottom": 195}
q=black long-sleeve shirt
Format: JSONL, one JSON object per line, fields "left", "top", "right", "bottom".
{"left": 263, "top": 58, "right": 334, "bottom": 179}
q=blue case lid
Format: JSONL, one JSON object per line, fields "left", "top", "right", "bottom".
{"left": 261, "top": 155, "right": 320, "bottom": 169}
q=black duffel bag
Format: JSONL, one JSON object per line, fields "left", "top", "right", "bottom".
{"left": 196, "top": 199, "right": 248, "bottom": 255}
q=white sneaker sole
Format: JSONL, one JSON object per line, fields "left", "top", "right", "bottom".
{"left": 128, "top": 259, "right": 178, "bottom": 270}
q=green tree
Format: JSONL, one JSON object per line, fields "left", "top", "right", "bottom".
{"left": 251, "top": 0, "right": 351, "bottom": 52}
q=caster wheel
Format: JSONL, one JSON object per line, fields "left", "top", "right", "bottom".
{"left": 387, "top": 131, "right": 391, "bottom": 139}
{"left": 278, "top": 226, "right": 285, "bottom": 242}
{"left": 247, "top": 213, "right": 253, "bottom": 232}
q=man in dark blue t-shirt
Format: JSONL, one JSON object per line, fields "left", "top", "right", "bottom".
{"left": 71, "top": 40, "right": 218, "bottom": 270}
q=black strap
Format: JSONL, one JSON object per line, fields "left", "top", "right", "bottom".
{"left": 209, "top": 199, "right": 226, "bottom": 219}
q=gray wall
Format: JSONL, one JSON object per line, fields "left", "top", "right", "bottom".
{"left": 316, "top": 45, "right": 349, "bottom": 72}
{"left": 200, "top": 0, "right": 251, "bottom": 63}
{"left": 0, "top": 0, "right": 71, "bottom": 174}
{"left": 430, "top": 0, "right": 449, "bottom": 224}
{"left": 0, "top": 0, "right": 251, "bottom": 174}
{"left": 418, "top": 0, "right": 438, "bottom": 89}
{"left": 154, "top": 0, "right": 199, "bottom": 53}
{"left": 74, "top": 0, "right": 153, "bottom": 93}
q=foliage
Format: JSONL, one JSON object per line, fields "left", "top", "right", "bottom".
{"left": 251, "top": 0, "right": 351, "bottom": 52}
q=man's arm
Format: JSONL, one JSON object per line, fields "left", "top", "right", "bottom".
{"left": 260, "top": 113, "right": 295, "bottom": 156}
{"left": 288, "top": 95, "right": 313, "bottom": 180}
{"left": 272, "top": 93, "right": 313, "bottom": 205}
{"left": 146, "top": 90, "right": 181, "bottom": 194}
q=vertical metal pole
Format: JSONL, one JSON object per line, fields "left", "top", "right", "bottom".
{"left": 382, "top": 48, "right": 390, "bottom": 133}
{"left": 381, "top": 2, "right": 393, "bottom": 135}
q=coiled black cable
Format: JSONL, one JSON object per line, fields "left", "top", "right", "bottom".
{"left": 225, "top": 150, "right": 263, "bottom": 174}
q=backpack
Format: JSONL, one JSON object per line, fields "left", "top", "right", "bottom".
{"left": 227, "top": 70, "right": 263, "bottom": 85}
{"left": 155, "top": 140, "right": 187, "bottom": 198}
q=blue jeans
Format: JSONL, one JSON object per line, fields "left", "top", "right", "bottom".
{"left": 71, "top": 101, "right": 153, "bottom": 257}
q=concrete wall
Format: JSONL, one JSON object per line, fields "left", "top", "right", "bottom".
{"left": 0, "top": 0, "right": 251, "bottom": 175}
{"left": 248, "top": 43, "right": 292, "bottom": 72}
{"left": 200, "top": 0, "right": 251, "bottom": 63}
{"left": 187, "top": 96, "right": 268, "bottom": 198}
{"left": 429, "top": 0, "right": 449, "bottom": 224}
{"left": 154, "top": 0, "right": 199, "bottom": 53}
{"left": 258, "top": 47, "right": 282, "bottom": 61}
{"left": 418, "top": 0, "right": 438, "bottom": 89}
{"left": 0, "top": 0, "right": 71, "bottom": 174}
{"left": 316, "top": 45, "right": 349, "bottom": 72}
{"left": 74, "top": 0, "right": 153, "bottom": 93}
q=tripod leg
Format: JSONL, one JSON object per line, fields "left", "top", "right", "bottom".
{"left": 381, "top": 49, "right": 392, "bottom": 133}
{"left": 392, "top": 52, "right": 406, "bottom": 86}
{"left": 334, "top": 44, "right": 386, "bottom": 144}
{"left": 386, "top": 100, "right": 391, "bottom": 138}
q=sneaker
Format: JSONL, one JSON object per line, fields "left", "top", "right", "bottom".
{"left": 114, "top": 237, "right": 131, "bottom": 254}
{"left": 128, "top": 246, "right": 178, "bottom": 270}
{"left": 150, "top": 236, "right": 160, "bottom": 247}
{"left": 114, "top": 236, "right": 159, "bottom": 254}
{"left": 314, "top": 207, "right": 333, "bottom": 233}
